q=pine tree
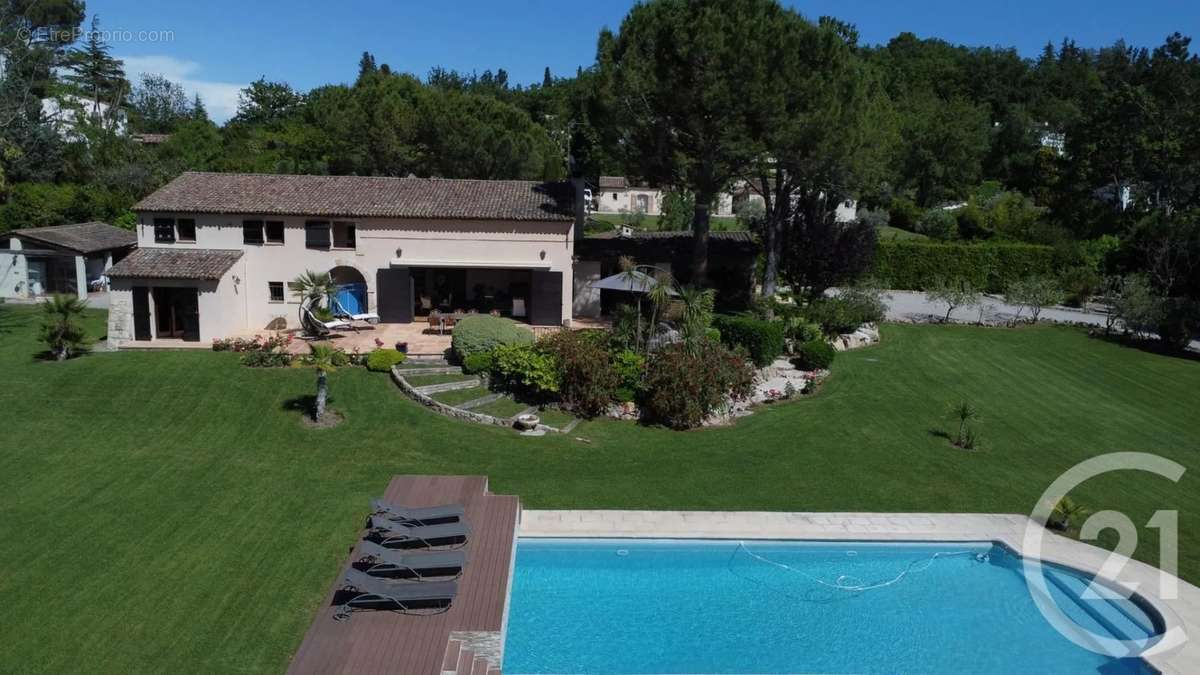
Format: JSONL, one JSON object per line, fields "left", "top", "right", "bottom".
{"left": 63, "top": 15, "right": 128, "bottom": 123}
{"left": 357, "top": 51, "right": 377, "bottom": 83}
{"left": 191, "top": 93, "right": 208, "bottom": 122}
{"left": 542, "top": 66, "right": 553, "bottom": 88}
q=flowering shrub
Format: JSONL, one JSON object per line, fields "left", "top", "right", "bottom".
{"left": 539, "top": 330, "right": 618, "bottom": 418}
{"left": 641, "top": 339, "right": 755, "bottom": 429}
{"left": 241, "top": 350, "right": 293, "bottom": 367}
{"left": 212, "top": 334, "right": 291, "bottom": 353}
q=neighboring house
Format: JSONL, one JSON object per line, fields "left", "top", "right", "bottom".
{"left": 573, "top": 230, "right": 759, "bottom": 315}
{"left": 593, "top": 176, "right": 663, "bottom": 216}
{"left": 105, "top": 172, "right": 580, "bottom": 346}
{"left": 41, "top": 96, "right": 128, "bottom": 139}
{"left": 0, "top": 222, "right": 136, "bottom": 299}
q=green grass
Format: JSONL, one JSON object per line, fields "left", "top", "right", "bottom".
{"left": 431, "top": 385, "right": 491, "bottom": 406}
{"left": 2, "top": 305, "right": 1199, "bottom": 673}
{"left": 589, "top": 212, "right": 743, "bottom": 232}
{"left": 475, "top": 397, "right": 531, "bottom": 419}
{"left": 876, "top": 224, "right": 928, "bottom": 240}
{"left": 534, "top": 407, "right": 576, "bottom": 429}
{"left": 403, "top": 372, "right": 477, "bottom": 387}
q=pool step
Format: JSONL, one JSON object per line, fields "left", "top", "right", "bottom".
{"left": 441, "top": 637, "right": 500, "bottom": 675}
{"left": 413, "top": 378, "right": 482, "bottom": 395}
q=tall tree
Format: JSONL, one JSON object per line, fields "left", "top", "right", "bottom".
{"left": 127, "top": 73, "right": 189, "bottom": 133}
{"left": 233, "top": 78, "right": 303, "bottom": 126}
{"left": 62, "top": 14, "right": 127, "bottom": 125}
{"left": 542, "top": 66, "right": 552, "bottom": 88}
{"left": 604, "top": 0, "right": 783, "bottom": 283}
{"left": 190, "top": 93, "right": 208, "bottom": 122}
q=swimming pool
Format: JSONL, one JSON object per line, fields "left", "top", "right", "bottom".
{"left": 503, "top": 538, "right": 1161, "bottom": 674}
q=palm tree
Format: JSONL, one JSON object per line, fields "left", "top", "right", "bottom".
{"left": 40, "top": 294, "right": 90, "bottom": 361}
{"left": 308, "top": 343, "right": 338, "bottom": 421}
{"left": 1049, "top": 497, "right": 1091, "bottom": 531}
{"left": 291, "top": 270, "right": 334, "bottom": 306}
{"left": 675, "top": 286, "right": 715, "bottom": 352}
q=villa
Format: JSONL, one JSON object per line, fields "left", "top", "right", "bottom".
{"left": 105, "top": 172, "right": 585, "bottom": 346}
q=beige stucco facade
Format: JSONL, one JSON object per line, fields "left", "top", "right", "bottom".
{"left": 107, "top": 211, "right": 574, "bottom": 348}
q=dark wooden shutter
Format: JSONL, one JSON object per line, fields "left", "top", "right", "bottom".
{"left": 181, "top": 289, "right": 200, "bottom": 342}
{"left": 375, "top": 267, "right": 412, "bottom": 323}
{"left": 529, "top": 271, "right": 563, "bottom": 326}
{"left": 132, "top": 286, "right": 151, "bottom": 340}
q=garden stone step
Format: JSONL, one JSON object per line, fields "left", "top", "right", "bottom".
{"left": 456, "top": 393, "right": 503, "bottom": 410}
{"left": 560, "top": 418, "right": 582, "bottom": 434}
{"left": 414, "top": 378, "right": 481, "bottom": 395}
{"left": 395, "top": 365, "right": 463, "bottom": 376}
{"left": 512, "top": 406, "right": 539, "bottom": 422}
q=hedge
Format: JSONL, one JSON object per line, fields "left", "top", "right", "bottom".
{"left": 711, "top": 314, "right": 785, "bottom": 367}
{"left": 451, "top": 315, "right": 533, "bottom": 361}
{"left": 872, "top": 241, "right": 1057, "bottom": 292}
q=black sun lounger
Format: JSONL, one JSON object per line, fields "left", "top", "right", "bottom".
{"left": 333, "top": 569, "right": 457, "bottom": 620}
{"left": 367, "top": 516, "right": 469, "bottom": 549}
{"left": 369, "top": 499, "right": 465, "bottom": 527}
{"left": 354, "top": 541, "right": 466, "bottom": 580}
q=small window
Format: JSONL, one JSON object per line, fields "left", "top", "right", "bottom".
{"left": 268, "top": 281, "right": 285, "bottom": 303}
{"left": 305, "top": 220, "right": 331, "bottom": 249}
{"left": 176, "top": 218, "right": 196, "bottom": 242}
{"left": 242, "top": 220, "right": 264, "bottom": 245}
{"left": 332, "top": 221, "right": 356, "bottom": 249}
{"left": 611, "top": 192, "right": 618, "bottom": 200}
{"left": 154, "top": 218, "right": 176, "bottom": 243}
{"left": 264, "top": 221, "right": 285, "bottom": 244}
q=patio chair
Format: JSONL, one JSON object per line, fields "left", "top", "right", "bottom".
{"left": 427, "top": 311, "right": 444, "bottom": 335}
{"left": 370, "top": 499, "right": 465, "bottom": 526}
{"left": 299, "top": 303, "right": 353, "bottom": 337}
{"left": 367, "top": 516, "right": 469, "bottom": 549}
{"left": 329, "top": 295, "right": 380, "bottom": 325}
{"left": 333, "top": 569, "right": 457, "bottom": 620}
{"left": 420, "top": 295, "right": 433, "bottom": 312}
{"left": 354, "top": 541, "right": 466, "bottom": 580}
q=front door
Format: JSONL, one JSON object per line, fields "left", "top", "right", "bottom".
{"left": 132, "top": 287, "right": 151, "bottom": 341}
{"left": 152, "top": 287, "right": 200, "bottom": 341}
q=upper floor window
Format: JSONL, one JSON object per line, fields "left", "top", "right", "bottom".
{"left": 176, "top": 219, "right": 196, "bottom": 242}
{"left": 332, "top": 221, "right": 356, "bottom": 249}
{"left": 305, "top": 220, "right": 331, "bottom": 249}
{"left": 242, "top": 220, "right": 264, "bottom": 245}
{"left": 264, "top": 221, "right": 285, "bottom": 244}
{"left": 154, "top": 218, "right": 176, "bottom": 243}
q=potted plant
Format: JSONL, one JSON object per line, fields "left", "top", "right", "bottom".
{"left": 396, "top": 341, "right": 409, "bottom": 354}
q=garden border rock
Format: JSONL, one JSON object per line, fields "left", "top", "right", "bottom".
{"left": 390, "top": 366, "right": 566, "bottom": 433}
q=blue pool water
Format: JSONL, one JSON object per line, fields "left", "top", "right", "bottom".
{"left": 503, "top": 539, "right": 1161, "bottom": 674}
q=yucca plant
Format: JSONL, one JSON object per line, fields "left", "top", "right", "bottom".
{"left": 40, "top": 294, "right": 90, "bottom": 361}
{"left": 949, "top": 400, "right": 979, "bottom": 448}
{"left": 291, "top": 270, "right": 334, "bottom": 305}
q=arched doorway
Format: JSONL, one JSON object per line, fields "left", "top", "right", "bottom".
{"left": 329, "top": 265, "right": 368, "bottom": 315}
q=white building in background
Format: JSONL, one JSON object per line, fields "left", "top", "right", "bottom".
{"left": 41, "top": 95, "right": 128, "bottom": 140}
{"left": 591, "top": 176, "right": 856, "bottom": 222}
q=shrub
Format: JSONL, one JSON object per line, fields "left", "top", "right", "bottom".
{"left": 786, "top": 320, "right": 824, "bottom": 344}
{"left": 213, "top": 334, "right": 291, "bottom": 352}
{"left": 805, "top": 289, "right": 885, "bottom": 336}
{"left": 641, "top": 339, "right": 756, "bottom": 429}
{"left": 915, "top": 208, "right": 958, "bottom": 240}
{"left": 611, "top": 349, "right": 646, "bottom": 397}
{"left": 462, "top": 351, "right": 494, "bottom": 375}
{"left": 451, "top": 314, "right": 533, "bottom": 361}
{"left": 793, "top": 339, "right": 835, "bottom": 371}
{"left": 539, "top": 330, "right": 618, "bottom": 417}
{"left": 1058, "top": 266, "right": 1102, "bottom": 307}
{"left": 711, "top": 314, "right": 785, "bottom": 367}
{"left": 872, "top": 241, "right": 1057, "bottom": 292}
{"left": 489, "top": 343, "right": 560, "bottom": 400}
{"left": 240, "top": 350, "right": 293, "bottom": 367}
{"left": 888, "top": 196, "right": 922, "bottom": 232}
{"left": 365, "top": 348, "right": 406, "bottom": 372}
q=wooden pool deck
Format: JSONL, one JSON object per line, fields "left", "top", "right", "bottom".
{"left": 286, "top": 476, "right": 520, "bottom": 675}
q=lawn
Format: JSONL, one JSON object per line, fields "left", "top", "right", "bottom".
{"left": 1, "top": 304, "right": 1198, "bottom": 673}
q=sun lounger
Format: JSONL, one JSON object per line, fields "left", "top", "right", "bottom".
{"left": 370, "top": 499, "right": 465, "bottom": 526}
{"left": 330, "top": 295, "right": 380, "bottom": 325}
{"left": 333, "top": 569, "right": 457, "bottom": 620}
{"left": 354, "top": 541, "right": 465, "bottom": 579}
{"left": 367, "top": 516, "right": 469, "bottom": 549}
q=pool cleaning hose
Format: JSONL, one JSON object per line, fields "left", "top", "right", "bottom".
{"left": 731, "top": 542, "right": 981, "bottom": 593}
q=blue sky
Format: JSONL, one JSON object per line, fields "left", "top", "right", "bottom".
{"left": 90, "top": 0, "right": 1199, "bottom": 122}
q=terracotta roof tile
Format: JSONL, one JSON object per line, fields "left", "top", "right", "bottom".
{"left": 106, "top": 248, "right": 243, "bottom": 280}
{"left": 135, "top": 172, "right": 575, "bottom": 222}
{"left": 12, "top": 222, "right": 136, "bottom": 254}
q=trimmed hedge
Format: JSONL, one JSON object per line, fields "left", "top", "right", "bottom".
{"left": 451, "top": 315, "right": 533, "bottom": 361}
{"left": 366, "top": 348, "right": 406, "bottom": 372}
{"left": 873, "top": 241, "right": 1057, "bottom": 292}
{"left": 711, "top": 314, "right": 785, "bottom": 367}
{"left": 793, "top": 340, "right": 836, "bottom": 371}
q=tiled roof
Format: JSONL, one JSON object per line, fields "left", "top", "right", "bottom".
{"left": 12, "top": 222, "right": 136, "bottom": 254}
{"left": 106, "top": 248, "right": 243, "bottom": 280}
{"left": 134, "top": 172, "right": 575, "bottom": 222}
{"left": 597, "top": 176, "right": 628, "bottom": 189}
{"left": 587, "top": 229, "right": 756, "bottom": 243}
